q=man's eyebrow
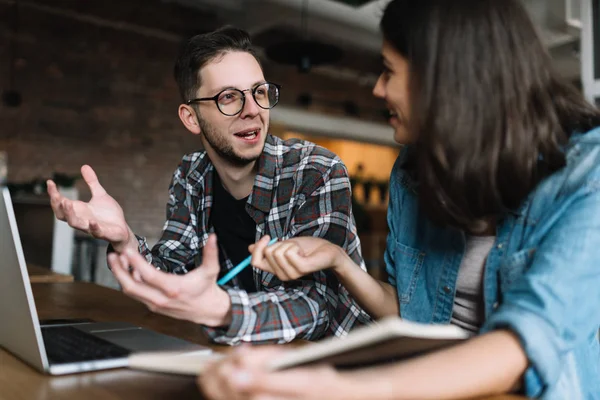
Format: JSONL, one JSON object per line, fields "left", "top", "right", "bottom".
{"left": 208, "top": 81, "right": 267, "bottom": 95}
{"left": 250, "top": 80, "right": 267, "bottom": 88}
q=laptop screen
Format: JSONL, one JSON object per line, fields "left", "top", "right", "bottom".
{"left": 0, "top": 187, "right": 50, "bottom": 372}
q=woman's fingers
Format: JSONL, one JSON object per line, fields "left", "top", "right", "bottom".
{"left": 251, "top": 236, "right": 339, "bottom": 280}
{"left": 264, "top": 242, "right": 295, "bottom": 281}
{"left": 299, "top": 244, "right": 339, "bottom": 272}
{"left": 268, "top": 243, "right": 304, "bottom": 281}
{"left": 230, "top": 344, "right": 284, "bottom": 370}
{"left": 251, "top": 235, "right": 272, "bottom": 271}
{"left": 200, "top": 357, "right": 246, "bottom": 400}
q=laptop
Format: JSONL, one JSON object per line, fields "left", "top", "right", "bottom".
{"left": 0, "top": 187, "right": 211, "bottom": 375}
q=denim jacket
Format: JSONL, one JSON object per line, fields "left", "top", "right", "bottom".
{"left": 385, "top": 128, "right": 600, "bottom": 399}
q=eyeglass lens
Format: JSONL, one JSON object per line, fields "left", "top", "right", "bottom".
{"left": 216, "top": 83, "right": 279, "bottom": 115}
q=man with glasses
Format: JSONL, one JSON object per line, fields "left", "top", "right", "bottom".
{"left": 47, "top": 26, "right": 371, "bottom": 344}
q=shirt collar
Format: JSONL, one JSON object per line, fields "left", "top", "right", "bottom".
{"left": 195, "top": 134, "right": 280, "bottom": 217}
{"left": 247, "top": 134, "right": 279, "bottom": 214}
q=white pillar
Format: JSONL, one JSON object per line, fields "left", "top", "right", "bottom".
{"left": 581, "top": 0, "right": 600, "bottom": 103}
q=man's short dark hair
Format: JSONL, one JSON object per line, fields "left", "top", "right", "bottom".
{"left": 174, "top": 26, "right": 261, "bottom": 102}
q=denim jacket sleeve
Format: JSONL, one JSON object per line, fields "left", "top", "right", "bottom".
{"left": 384, "top": 180, "right": 400, "bottom": 287}
{"left": 481, "top": 181, "right": 600, "bottom": 398}
{"left": 384, "top": 148, "right": 412, "bottom": 287}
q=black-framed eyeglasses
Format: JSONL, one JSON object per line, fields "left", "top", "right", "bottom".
{"left": 186, "top": 82, "right": 281, "bottom": 116}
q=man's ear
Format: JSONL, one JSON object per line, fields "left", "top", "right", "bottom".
{"left": 178, "top": 104, "right": 202, "bottom": 135}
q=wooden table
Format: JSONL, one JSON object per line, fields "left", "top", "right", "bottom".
{"left": 27, "top": 264, "right": 74, "bottom": 283}
{"left": 0, "top": 282, "right": 220, "bottom": 400}
{"left": 0, "top": 283, "right": 525, "bottom": 400}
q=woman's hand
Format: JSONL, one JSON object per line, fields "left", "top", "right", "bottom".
{"left": 250, "top": 235, "right": 397, "bottom": 319}
{"left": 198, "top": 345, "right": 351, "bottom": 400}
{"left": 249, "top": 236, "right": 349, "bottom": 281}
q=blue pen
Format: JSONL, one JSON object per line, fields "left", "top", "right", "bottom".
{"left": 217, "top": 237, "right": 278, "bottom": 286}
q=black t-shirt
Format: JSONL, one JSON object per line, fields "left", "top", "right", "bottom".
{"left": 210, "top": 172, "right": 257, "bottom": 293}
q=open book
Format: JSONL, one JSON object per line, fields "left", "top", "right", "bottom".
{"left": 127, "top": 317, "right": 470, "bottom": 375}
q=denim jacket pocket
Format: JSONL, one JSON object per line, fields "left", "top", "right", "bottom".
{"left": 499, "top": 247, "right": 536, "bottom": 292}
{"left": 393, "top": 242, "right": 425, "bottom": 304}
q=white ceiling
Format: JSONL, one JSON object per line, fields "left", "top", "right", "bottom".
{"left": 165, "top": 0, "right": 582, "bottom": 81}
{"left": 160, "top": 0, "right": 584, "bottom": 143}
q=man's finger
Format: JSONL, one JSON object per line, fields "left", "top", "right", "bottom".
{"left": 89, "top": 220, "right": 103, "bottom": 238}
{"left": 62, "top": 200, "right": 88, "bottom": 230}
{"left": 81, "top": 165, "right": 107, "bottom": 197}
{"left": 132, "top": 269, "right": 143, "bottom": 282}
{"left": 200, "top": 234, "right": 220, "bottom": 280}
{"left": 46, "top": 179, "right": 60, "bottom": 200}
{"left": 122, "top": 249, "right": 165, "bottom": 286}
{"left": 122, "top": 249, "right": 185, "bottom": 300}
{"left": 110, "top": 254, "right": 168, "bottom": 304}
{"left": 47, "top": 180, "right": 65, "bottom": 219}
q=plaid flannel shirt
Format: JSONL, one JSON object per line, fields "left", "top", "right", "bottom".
{"left": 136, "top": 134, "right": 372, "bottom": 344}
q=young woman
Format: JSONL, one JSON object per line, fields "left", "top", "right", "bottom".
{"left": 198, "top": 0, "right": 600, "bottom": 398}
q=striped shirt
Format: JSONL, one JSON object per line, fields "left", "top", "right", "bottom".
{"left": 136, "top": 134, "right": 372, "bottom": 344}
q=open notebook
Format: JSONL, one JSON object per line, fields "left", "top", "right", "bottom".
{"left": 128, "top": 317, "right": 470, "bottom": 375}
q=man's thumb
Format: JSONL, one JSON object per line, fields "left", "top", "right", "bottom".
{"left": 202, "top": 234, "right": 220, "bottom": 278}
{"left": 81, "top": 165, "right": 107, "bottom": 197}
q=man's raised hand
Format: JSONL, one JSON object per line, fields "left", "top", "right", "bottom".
{"left": 47, "top": 165, "right": 136, "bottom": 252}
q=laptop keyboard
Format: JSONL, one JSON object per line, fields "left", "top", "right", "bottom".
{"left": 41, "top": 326, "right": 131, "bottom": 364}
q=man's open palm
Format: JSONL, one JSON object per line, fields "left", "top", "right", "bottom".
{"left": 47, "top": 165, "right": 129, "bottom": 245}
{"left": 109, "top": 234, "right": 232, "bottom": 326}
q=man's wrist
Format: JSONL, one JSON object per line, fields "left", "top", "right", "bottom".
{"left": 198, "top": 287, "right": 232, "bottom": 327}
{"left": 111, "top": 227, "right": 137, "bottom": 253}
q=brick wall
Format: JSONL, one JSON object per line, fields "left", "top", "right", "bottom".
{"left": 0, "top": 0, "right": 385, "bottom": 240}
{"left": 0, "top": 1, "right": 210, "bottom": 239}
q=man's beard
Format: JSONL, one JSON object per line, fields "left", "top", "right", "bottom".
{"left": 197, "top": 116, "right": 265, "bottom": 167}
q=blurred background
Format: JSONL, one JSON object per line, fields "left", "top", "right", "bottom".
{"left": 1, "top": 0, "right": 598, "bottom": 287}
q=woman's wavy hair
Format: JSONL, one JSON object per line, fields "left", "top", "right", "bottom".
{"left": 381, "top": 0, "right": 600, "bottom": 230}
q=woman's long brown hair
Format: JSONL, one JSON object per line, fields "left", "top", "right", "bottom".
{"left": 381, "top": 0, "right": 600, "bottom": 229}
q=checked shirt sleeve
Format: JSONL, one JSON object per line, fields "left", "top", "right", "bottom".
{"left": 204, "top": 158, "right": 372, "bottom": 344}
{"left": 136, "top": 161, "right": 200, "bottom": 274}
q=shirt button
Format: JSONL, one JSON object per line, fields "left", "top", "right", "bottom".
{"left": 496, "top": 243, "right": 503, "bottom": 249}
{"left": 443, "top": 286, "right": 452, "bottom": 294}
{"left": 493, "top": 302, "right": 499, "bottom": 309}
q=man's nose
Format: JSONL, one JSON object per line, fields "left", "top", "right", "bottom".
{"left": 239, "top": 92, "right": 260, "bottom": 118}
